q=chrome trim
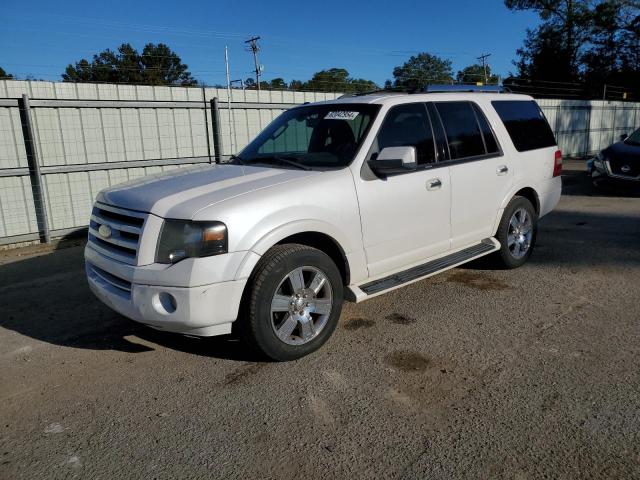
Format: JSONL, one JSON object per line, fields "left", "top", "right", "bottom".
{"left": 87, "top": 235, "right": 136, "bottom": 264}
{"left": 88, "top": 226, "right": 138, "bottom": 250}
{"left": 88, "top": 202, "right": 147, "bottom": 266}
{"left": 90, "top": 214, "right": 141, "bottom": 235}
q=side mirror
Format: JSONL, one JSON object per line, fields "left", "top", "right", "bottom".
{"left": 620, "top": 133, "right": 629, "bottom": 141}
{"left": 369, "top": 146, "right": 417, "bottom": 176}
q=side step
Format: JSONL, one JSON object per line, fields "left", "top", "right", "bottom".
{"left": 359, "top": 239, "right": 498, "bottom": 296}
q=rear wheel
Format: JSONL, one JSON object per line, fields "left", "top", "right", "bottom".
{"left": 492, "top": 196, "right": 537, "bottom": 269}
{"left": 239, "top": 244, "right": 343, "bottom": 361}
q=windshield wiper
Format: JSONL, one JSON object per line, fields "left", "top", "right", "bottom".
{"left": 248, "top": 155, "right": 311, "bottom": 171}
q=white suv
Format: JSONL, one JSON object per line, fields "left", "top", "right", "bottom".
{"left": 85, "top": 89, "right": 562, "bottom": 360}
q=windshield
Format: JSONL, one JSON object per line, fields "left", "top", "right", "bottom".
{"left": 625, "top": 128, "right": 640, "bottom": 146}
{"left": 237, "top": 103, "right": 380, "bottom": 169}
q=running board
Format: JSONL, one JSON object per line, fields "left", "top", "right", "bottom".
{"left": 358, "top": 239, "right": 499, "bottom": 296}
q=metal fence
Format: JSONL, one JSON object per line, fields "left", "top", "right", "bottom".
{"left": 0, "top": 79, "right": 638, "bottom": 247}
{"left": 0, "top": 80, "right": 339, "bottom": 246}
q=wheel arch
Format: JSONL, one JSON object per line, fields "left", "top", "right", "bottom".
{"left": 513, "top": 187, "right": 540, "bottom": 214}
{"left": 492, "top": 185, "right": 541, "bottom": 236}
{"left": 236, "top": 221, "right": 353, "bottom": 286}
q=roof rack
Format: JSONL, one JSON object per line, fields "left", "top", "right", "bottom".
{"left": 338, "top": 84, "right": 509, "bottom": 99}
{"left": 338, "top": 87, "right": 416, "bottom": 99}
{"left": 423, "top": 84, "right": 508, "bottom": 93}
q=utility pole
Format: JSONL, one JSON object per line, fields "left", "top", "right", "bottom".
{"left": 224, "top": 46, "right": 235, "bottom": 154}
{"left": 477, "top": 53, "right": 492, "bottom": 84}
{"left": 245, "top": 36, "right": 262, "bottom": 91}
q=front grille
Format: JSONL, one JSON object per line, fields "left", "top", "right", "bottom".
{"left": 608, "top": 158, "right": 640, "bottom": 178}
{"left": 88, "top": 203, "right": 147, "bottom": 265}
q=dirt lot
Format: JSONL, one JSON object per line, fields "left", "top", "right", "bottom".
{"left": 1, "top": 161, "right": 639, "bottom": 479}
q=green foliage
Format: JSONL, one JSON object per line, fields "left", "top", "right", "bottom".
{"left": 506, "top": 0, "right": 640, "bottom": 85}
{"left": 291, "top": 68, "right": 377, "bottom": 92}
{"left": 242, "top": 69, "right": 377, "bottom": 92}
{"left": 392, "top": 53, "right": 454, "bottom": 88}
{"left": 0, "top": 67, "right": 13, "bottom": 79}
{"left": 62, "top": 43, "right": 198, "bottom": 86}
{"left": 457, "top": 64, "right": 500, "bottom": 84}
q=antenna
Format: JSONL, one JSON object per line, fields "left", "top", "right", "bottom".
{"left": 245, "top": 36, "right": 262, "bottom": 92}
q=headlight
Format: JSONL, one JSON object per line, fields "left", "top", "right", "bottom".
{"left": 156, "top": 220, "right": 228, "bottom": 264}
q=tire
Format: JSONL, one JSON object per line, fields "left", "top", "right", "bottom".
{"left": 491, "top": 196, "right": 538, "bottom": 269}
{"left": 238, "top": 244, "right": 344, "bottom": 361}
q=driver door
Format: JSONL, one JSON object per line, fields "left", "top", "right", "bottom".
{"left": 354, "top": 103, "right": 451, "bottom": 278}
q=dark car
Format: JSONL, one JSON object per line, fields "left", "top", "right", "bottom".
{"left": 588, "top": 128, "right": 640, "bottom": 188}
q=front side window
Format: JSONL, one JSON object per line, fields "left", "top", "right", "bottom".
{"left": 492, "top": 100, "right": 556, "bottom": 152}
{"left": 238, "top": 104, "right": 380, "bottom": 169}
{"left": 434, "top": 102, "right": 486, "bottom": 160}
{"left": 374, "top": 103, "right": 435, "bottom": 165}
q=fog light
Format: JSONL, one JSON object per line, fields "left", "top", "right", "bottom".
{"left": 153, "top": 292, "right": 177, "bottom": 315}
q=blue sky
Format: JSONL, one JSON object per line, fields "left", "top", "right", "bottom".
{"left": 1, "top": 0, "right": 540, "bottom": 86}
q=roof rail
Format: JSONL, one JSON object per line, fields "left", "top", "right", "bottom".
{"left": 338, "top": 87, "right": 415, "bottom": 99}
{"left": 338, "top": 84, "right": 509, "bottom": 99}
{"left": 423, "top": 84, "right": 508, "bottom": 93}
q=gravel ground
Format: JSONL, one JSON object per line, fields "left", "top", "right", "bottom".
{"left": 1, "top": 161, "right": 639, "bottom": 479}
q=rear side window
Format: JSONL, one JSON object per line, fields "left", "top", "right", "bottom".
{"left": 376, "top": 103, "right": 435, "bottom": 165}
{"left": 435, "top": 102, "right": 486, "bottom": 159}
{"left": 492, "top": 100, "right": 556, "bottom": 152}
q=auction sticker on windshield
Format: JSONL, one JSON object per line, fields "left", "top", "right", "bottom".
{"left": 325, "top": 111, "right": 360, "bottom": 120}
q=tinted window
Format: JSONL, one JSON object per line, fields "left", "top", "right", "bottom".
{"left": 471, "top": 103, "right": 500, "bottom": 154}
{"left": 435, "top": 102, "right": 486, "bottom": 159}
{"left": 492, "top": 100, "right": 556, "bottom": 152}
{"left": 376, "top": 103, "right": 435, "bottom": 165}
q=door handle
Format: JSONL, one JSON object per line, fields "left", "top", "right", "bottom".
{"left": 426, "top": 178, "right": 442, "bottom": 191}
{"left": 497, "top": 165, "right": 509, "bottom": 175}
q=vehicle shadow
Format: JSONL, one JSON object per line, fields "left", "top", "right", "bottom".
{"left": 0, "top": 232, "right": 261, "bottom": 361}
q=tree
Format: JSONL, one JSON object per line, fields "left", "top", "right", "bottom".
{"left": 301, "top": 68, "right": 377, "bottom": 93}
{"left": 268, "top": 78, "right": 287, "bottom": 89}
{"left": 582, "top": 1, "right": 640, "bottom": 86}
{"left": 392, "top": 53, "right": 453, "bottom": 89}
{"left": 457, "top": 64, "right": 500, "bottom": 84}
{"left": 0, "top": 67, "right": 14, "bottom": 79}
{"left": 505, "top": 0, "right": 592, "bottom": 81}
{"left": 62, "top": 43, "right": 197, "bottom": 85}
{"left": 288, "top": 79, "right": 304, "bottom": 91}
{"left": 243, "top": 77, "right": 288, "bottom": 90}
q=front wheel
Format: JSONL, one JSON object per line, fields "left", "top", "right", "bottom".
{"left": 239, "top": 244, "right": 344, "bottom": 361}
{"left": 492, "top": 196, "right": 538, "bottom": 269}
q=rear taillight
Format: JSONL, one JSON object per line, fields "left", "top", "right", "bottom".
{"left": 553, "top": 150, "right": 562, "bottom": 177}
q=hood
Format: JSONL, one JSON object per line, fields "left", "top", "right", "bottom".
{"left": 97, "top": 164, "right": 317, "bottom": 218}
{"left": 603, "top": 140, "right": 640, "bottom": 163}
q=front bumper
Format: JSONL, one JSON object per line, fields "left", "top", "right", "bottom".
{"left": 85, "top": 245, "right": 249, "bottom": 336}
{"left": 589, "top": 157, "right": 640, "bottom": 184}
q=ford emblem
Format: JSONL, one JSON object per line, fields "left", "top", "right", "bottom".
{"left": 621, "top": 165, "right": 631, "bottom": 173}
{"left": 98, "top": 224, "right": 112, "bottom": 238}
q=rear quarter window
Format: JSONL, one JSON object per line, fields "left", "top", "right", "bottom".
{"left": 492, "top": 100, "right": 556, "bottom": 152}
